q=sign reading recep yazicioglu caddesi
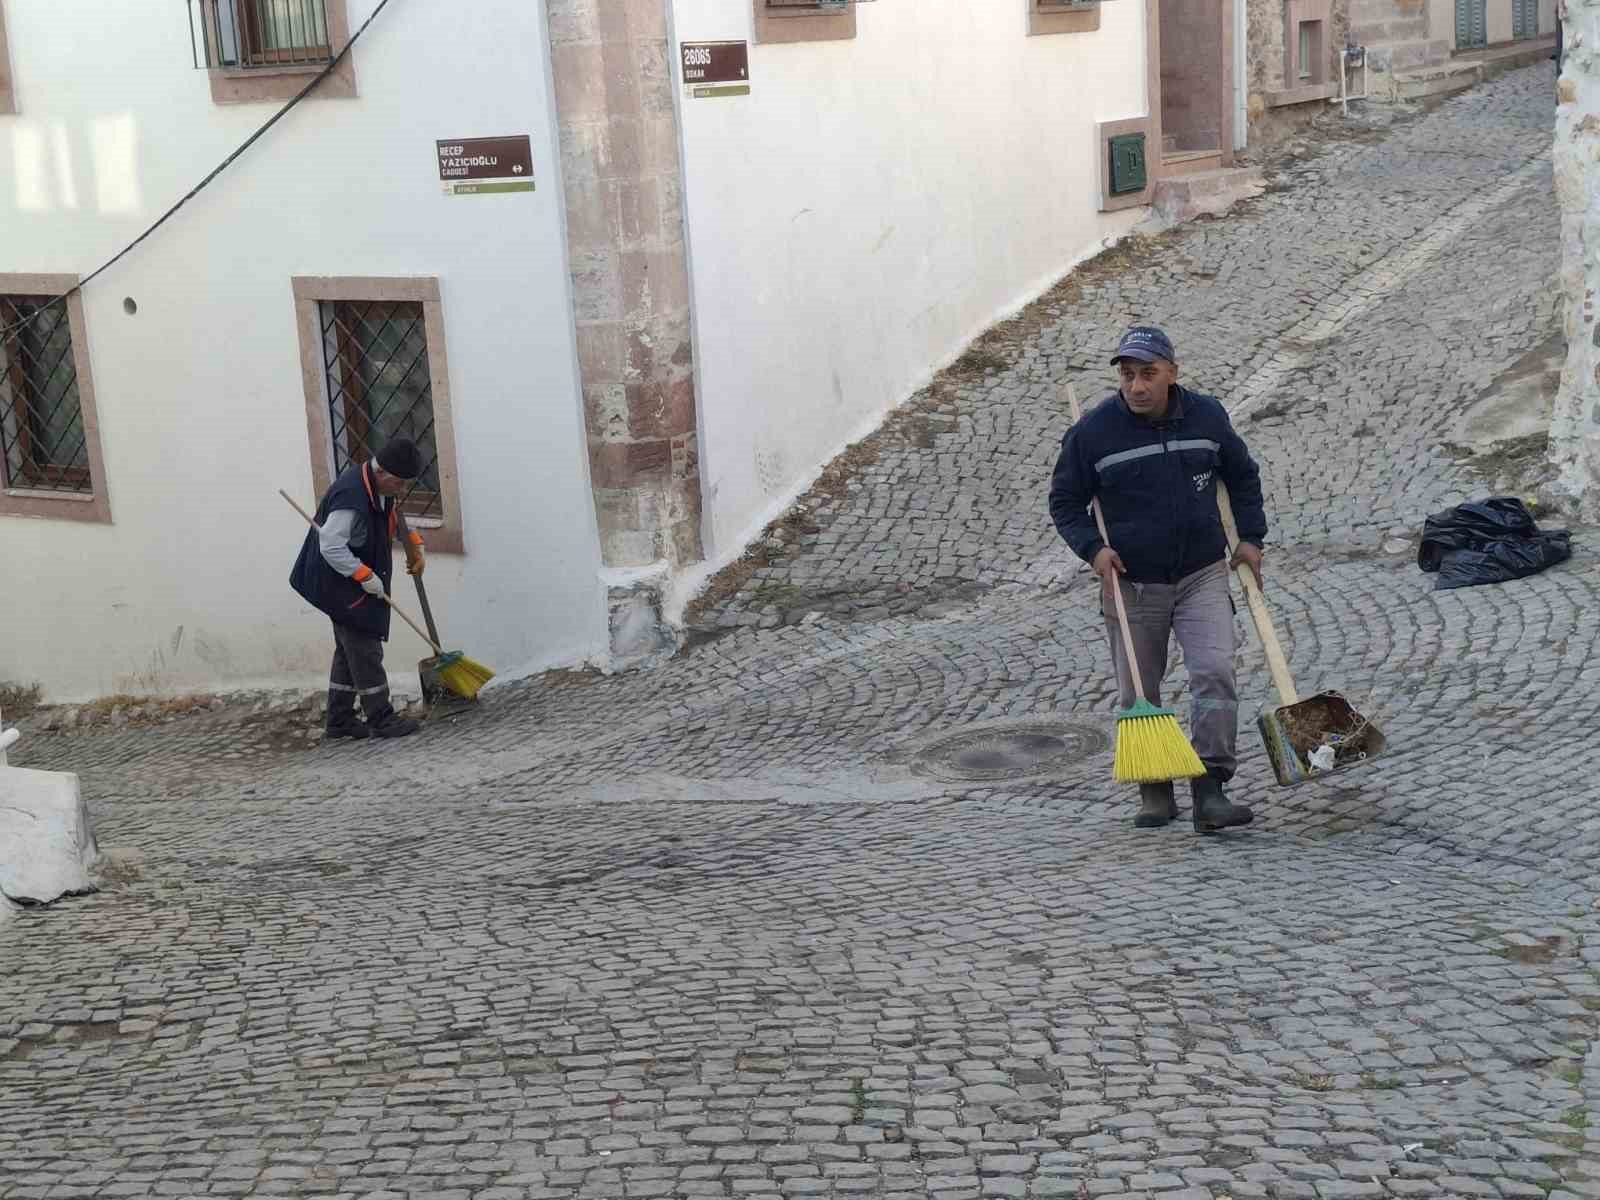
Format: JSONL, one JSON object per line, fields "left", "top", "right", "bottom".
{"left": 681, "top": 40, "right": 750, "bottom": 98}
{"left": 436, "top": 135, "right": 534, "bottom": 196}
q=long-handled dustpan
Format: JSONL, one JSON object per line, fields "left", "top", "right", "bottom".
{"left": 394, "top": 510, "right": 468, "bottom": 708}
{"left": 1218, "top": 481, "right": 1386, "bottom": 787}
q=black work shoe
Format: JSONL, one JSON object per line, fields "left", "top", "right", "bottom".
{"left": 1135, "top": 782, "right": 1179, "bottom": 829}
{"left": 368, "top": 709, "right": 420, "bottom": 739}
{"left": 1192, "top": 774, "right": 1253, "bottom": 834}
{"left": 324, "top": 717, "right": 370, "bottom": 741}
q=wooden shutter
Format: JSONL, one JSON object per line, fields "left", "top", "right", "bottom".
{"left": 1455, "top": 0, "right": 1487, "bottom": 48}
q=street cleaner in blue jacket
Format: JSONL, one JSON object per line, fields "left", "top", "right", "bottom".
{"left": 1049, "top": 327, "right": 1267, "bottom": 832}
{"left": 290, "top": 438, "right": 427, "bottom": 741}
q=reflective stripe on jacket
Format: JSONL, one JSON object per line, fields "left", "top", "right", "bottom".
{"left": 1048, "top": 385, "right": 1267, "bottom": 584}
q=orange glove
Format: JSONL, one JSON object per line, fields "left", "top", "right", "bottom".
{"left": 404, "top": 530, "right": 426, "bottom": 577}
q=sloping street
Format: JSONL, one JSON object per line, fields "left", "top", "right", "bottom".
{"left": 6, "top": 65, "right": 1599, "bottom": 1200}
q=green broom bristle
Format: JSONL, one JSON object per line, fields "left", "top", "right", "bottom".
{"left": 1113, "top": 699, "right": 1207, "bottom": 783}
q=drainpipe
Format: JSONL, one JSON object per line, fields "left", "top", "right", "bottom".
{"left": 1234, "top": 0, "right": 1248, "bottom": 150}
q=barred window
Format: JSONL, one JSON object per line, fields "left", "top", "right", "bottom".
{"left": 320, "top": 299, "right": 441, "bottom": 521}
{"left": 294, "top": 276, "right": 463, "bottom": 552}
{"left": 199, "top": 0, "right": 332, "bottom": 69}
{"left": 191, "top": 0, "right": 356, "bottom": 105}
{"left": 0, "top": 297, "right": 89, "bottom": 494}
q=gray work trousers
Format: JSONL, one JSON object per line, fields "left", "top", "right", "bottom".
{"left": 1102, "top": 560, "right": 1240, "bottom": 782}
{"left": 329, "top": 623, "right": 391, "bottom": 721}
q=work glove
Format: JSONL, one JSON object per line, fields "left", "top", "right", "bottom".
{"left": 404, "top": 530, "right": 426, "bottom": 577}
{"left": 353, "top": 566, "right": 386, "bottom": 597}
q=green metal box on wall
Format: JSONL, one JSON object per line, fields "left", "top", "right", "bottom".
{"left": 1109, "top": 132, "right": 1147, "bottom": 196}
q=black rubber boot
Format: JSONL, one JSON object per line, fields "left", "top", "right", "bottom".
{"left": 1135, "top": 783, "right": 1178, "bottom": 829}
{"left": 368, "top": 706, "right": 420, "bottom": 739}
{"left": 1192, "top": 774, "right": 1253, "bottom": 834}
{"left": 324, "top": 697, "right": 369, "bottom": 740}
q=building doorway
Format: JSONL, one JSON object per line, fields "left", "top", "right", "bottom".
{"left": 1157, "top": 0, "right": 1235, "bottom": 170}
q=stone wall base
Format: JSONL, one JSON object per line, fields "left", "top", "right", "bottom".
{"left": 601, "top": 565, "right": 681, "bottom": 670}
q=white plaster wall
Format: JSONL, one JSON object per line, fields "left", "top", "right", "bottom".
{"left": 1429, "top": 0, "right": 1457, "bottom": 49}
{"left": 670, "top": 0, "right": 1149, "bottom": 561}
{"left": 1488, "top": 0, "right": 1514, "bottom": 43}
{"left": 0, "top": 0, "right": 606, "bottom": 701}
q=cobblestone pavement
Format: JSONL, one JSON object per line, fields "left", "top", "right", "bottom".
{"left": 7, "top": 66, "right": 1600, "bottom": 1200}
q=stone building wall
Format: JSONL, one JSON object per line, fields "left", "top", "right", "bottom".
{"left": 1548, "top": 0, "right": 1600, "bottom": 512}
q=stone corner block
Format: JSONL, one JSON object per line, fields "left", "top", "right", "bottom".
{"left": 0, "top": 765, "right": 99, "bottom": 904}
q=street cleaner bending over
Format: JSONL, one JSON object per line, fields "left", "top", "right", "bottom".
{"left": 1049, "top": 326, "right": 1267, "bottom": 832}
{"left": 291, "top": 438, "right": 427, "bottom": 741}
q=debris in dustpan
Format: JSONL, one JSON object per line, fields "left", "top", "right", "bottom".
{"left": 1217, "top": 481, "right": 1389, "bottom": 787}
{"left": 1417, "top": 497, "right": 1571, "bottom": 591}
{"left": 1261, "top": 690, "right": 1387, "bottom": 785}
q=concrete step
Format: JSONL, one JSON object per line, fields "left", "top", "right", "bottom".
{"left": 1455, "top": 34, "right": 1558, "bottom": 75}
{"left": 1152, "top": 166, "right": 1266, "bottom": 224}
{"left": 1389, "top": 58, "right": 1487, "bottom": 100}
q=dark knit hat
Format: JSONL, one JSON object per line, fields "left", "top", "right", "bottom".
{"left": 374, "top": 438, "right": 423, "bottom": 480}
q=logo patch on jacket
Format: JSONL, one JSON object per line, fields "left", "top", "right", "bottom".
{"left": 1193, "top": 470, "right": 1213, "bottom": 492}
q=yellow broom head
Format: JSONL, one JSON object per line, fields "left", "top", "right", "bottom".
{"left": 434, "top": 652, "right": 495, "bottom": 701}
{"left": 1113, "top": 699, "right": 1207, "bottom": 784}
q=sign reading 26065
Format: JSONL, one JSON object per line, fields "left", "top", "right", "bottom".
{"left": 680, "top": 41, "right": 749, "bottom": 87}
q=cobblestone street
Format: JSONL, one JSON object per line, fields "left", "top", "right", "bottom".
{"left": 7, "top": 65, "right": 1600, "bottom": 1200}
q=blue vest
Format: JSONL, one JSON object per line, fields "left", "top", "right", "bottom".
{"left": 290, "top": 464, "right": 395, "bottom": 640}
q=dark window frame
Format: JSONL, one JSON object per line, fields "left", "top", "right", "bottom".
{"left": 753, "top": 0, "right": 857, "bottom": 44}
{"left": 0, "top": 275, "right": 112, "bottom": 525}
{"left": 292, "top": 276, "right": 465, "bottom": 555}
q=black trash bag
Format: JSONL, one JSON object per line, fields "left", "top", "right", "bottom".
{"left": 1417, "top": 497, "right": 1571, "bottom": 590}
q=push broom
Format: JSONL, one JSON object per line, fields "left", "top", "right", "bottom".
{"left": 280, "top": 490, "right": 495, "bottom": 702}
{"left": 1064, "top": 385, "right": 1207, "bottom": 784}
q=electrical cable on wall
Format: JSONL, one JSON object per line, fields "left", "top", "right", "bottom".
{"left": 0, "top": 0, "right": 397, "bottom": 349}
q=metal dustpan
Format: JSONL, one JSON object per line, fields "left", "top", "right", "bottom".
{"left": 1257, "top": 687, "right": 1386, "bottom": 788}
{"left": 1219, "top": 484, "right": 1387, "bottom": 788}
{"left": 395, "top": 510, "right": 479, "bottom": 713}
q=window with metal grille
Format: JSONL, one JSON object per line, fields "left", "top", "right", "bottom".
{"left": 0, "top": 297, "right": 89, "bottom": 494}
{"left": 192, "top": 0, "right": 332, "bottom": 70}
{"left": 320, "top": 300, "right": 442, "bottom": 521}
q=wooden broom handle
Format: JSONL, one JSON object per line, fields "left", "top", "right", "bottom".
{"left": 1064, "top": 385, "right": 1151, "bottom": 704}
{"left": 1216, "top": 480, "right": 1299, "bottom": 706}
{"left": 279, "top": 489, "right": 445, "bottom": 656}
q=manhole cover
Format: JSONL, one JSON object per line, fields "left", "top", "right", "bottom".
{"left": 907, "top": 720, "right": 1110, "bottom": 782}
